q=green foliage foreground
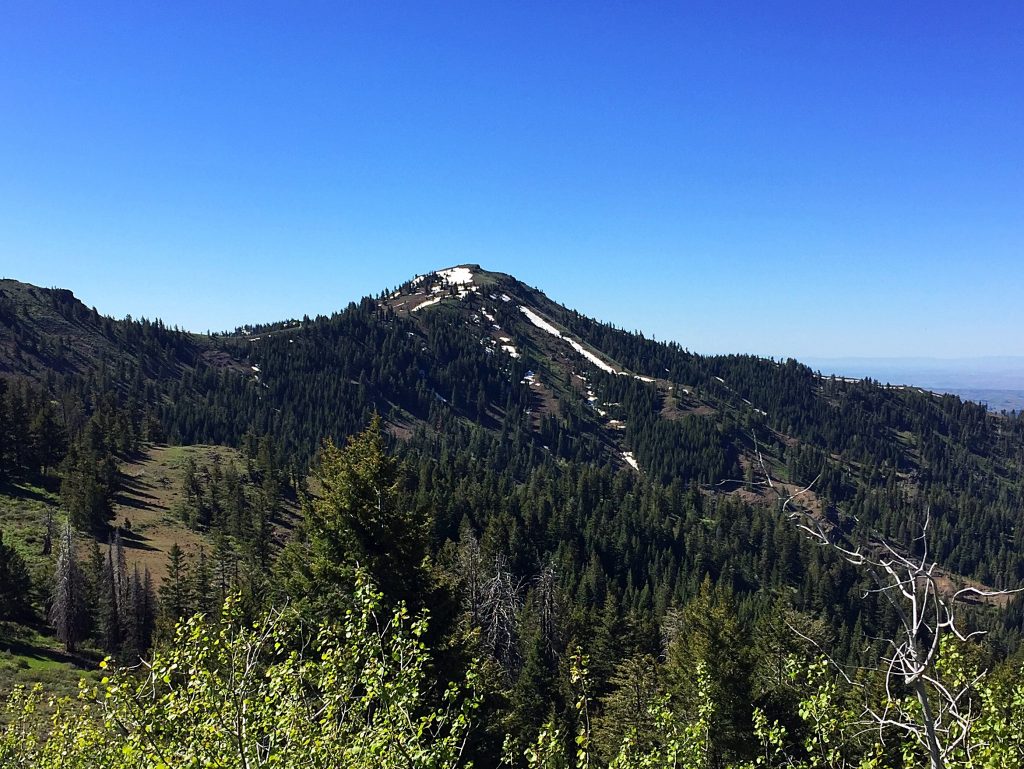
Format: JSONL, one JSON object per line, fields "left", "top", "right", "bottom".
{"left": 1, "top": 572, "right": 478, "bottom": 769}
{"left": 4, "top": 573, "right": 1024, "bottom": 769}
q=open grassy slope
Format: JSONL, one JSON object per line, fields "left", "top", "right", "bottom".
{"left": 0, "top": 442, "right": 298, "bottom": 700}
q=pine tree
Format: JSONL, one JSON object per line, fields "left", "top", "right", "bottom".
{"left": 0, "top": 528, "right": 33, "bottom": 622}
{"left": 212, "top": 530, "right": 237, "bottom": 610}
{"left": 140, "top": 567, "right": 155, "bottom": 652}
{"left": 84, "top": 539, "right": 105, "bottom": 643}
{"left": 158, "top": 542, "right": 191, "bottom": 632}
{"left": 291, "top": 414, "right": 431, "bottom": 611}
{"left": 191, "top": 546, "right": 214, "bottom": 617}
{"left": 664, "top": 577, "right": 754, "bottom": 766}
{"left": 124, "top": 564, "right": 156, "bottom": 660}
{"left": 594, "top": 653, "right": 662, "bottom": 761}
{"left": 50, "top": 521, "right": 86, "bottom": 653}
{"left": 100, "top": 532, "right": 129, "bottom": 655}
{"left": 113, "top": 530, "right": 130, "bottom": 634}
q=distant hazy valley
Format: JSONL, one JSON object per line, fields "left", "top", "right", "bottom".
{"left": 804, "top": 356, "right": 1024, "bottom": 411}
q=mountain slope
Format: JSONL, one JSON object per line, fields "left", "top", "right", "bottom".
{"left": 0, "top": 278, "right": 230, "bottom": 384}
{"left": 3, "top": 266, "right": 1023, "bottom": 594}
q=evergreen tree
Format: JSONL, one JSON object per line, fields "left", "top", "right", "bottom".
{"left": 0, "top": 528, "right": 33, "bottom": 622}
{"left": 283, "top": 414, "right": 431, "bottom": 611}
{"left": 60, "top": 442, "right": 118, "bottom": 531}
{"left": 191, "top": 546, "right": 214, "bottom": 617}
{"left": 212, "top": 530, "right": 237, "bottom": 610}
{"left": 124, "top": 564, "right": 155, "bottom": 660}
{"left": 49, "top": 521, "right": 86, "bottom": 653}
{"left": 594, "top": 653, "right": 662, "bottom": 762}
{"left": 664, "top": 578, "right": 754, "bottom": 766}
{"left": 83, "top": 539, "right": 106, "bottom": 643}
{"left": 100, "top": 532, "right": 129, "bottom": 655}
{"left": 158, "top": 542, "right": 191, "bottom": 633}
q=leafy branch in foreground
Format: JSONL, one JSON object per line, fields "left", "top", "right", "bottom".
{"left": 1, "top": 570, "right": 479, "bottom": 769}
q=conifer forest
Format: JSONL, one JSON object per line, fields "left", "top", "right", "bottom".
{"left": 2, "top": 269, "right": 1024, "bottom": 768}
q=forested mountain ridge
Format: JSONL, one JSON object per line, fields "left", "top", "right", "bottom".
{"left": 3, "top": 265, "right": 1024, "bottom": 767}
{"left": 2, "top": 265, "right": 1023, "bottom": 593}
{"left": 0, "top": 278, "right": 223, "bottom": 383}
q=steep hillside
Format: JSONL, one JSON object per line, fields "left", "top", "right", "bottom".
{"left": 3, "top": 266, "right": 1024, "bottom": 623}
{"left": 0, "top": 441, "right": 297, "bottom": 697}
{"left": 3, "top": 266, "right": 1023, "bottom": 590}
{"left": 4, "top": 266, "right": 1024, "bottom": 765}
{"left": 0, "top": 278, "right": 236, "bottom": 385}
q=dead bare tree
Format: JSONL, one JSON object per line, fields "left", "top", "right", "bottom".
{"left": 748, "top": 435, "right": 1023, "bottom": 769}
{"left": 480, "top": 554, "right": 525, "bottom": 673}
{"left": 535, "top": 562, "right": 561, "bottom": 658}
{"left": 50, "top": 520, "right": 86, "bottom": 653}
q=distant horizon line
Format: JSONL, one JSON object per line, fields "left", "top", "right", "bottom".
{"left": 4, "top": 275, "right": 1021, "bottom": 363}
{"left": 801, "top": 355, "right": 1024, "bottom": 363}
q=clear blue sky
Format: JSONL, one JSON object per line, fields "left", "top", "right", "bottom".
{"left": 1, "top": 2, "right": 1021, "bottom": 358}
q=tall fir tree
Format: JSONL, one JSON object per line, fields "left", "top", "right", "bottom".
{"left": 50, "top": 521, "right": 86, "bottom": 653}
{"left": 158, "top": 542, "right": 191, "bottom": 635}
{"left": 0, "top": 528, "right": 33, "bottom": 622}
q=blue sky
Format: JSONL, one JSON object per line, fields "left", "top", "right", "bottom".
{"left": 1, "top": 2, "right": 1021, "bottom": 358}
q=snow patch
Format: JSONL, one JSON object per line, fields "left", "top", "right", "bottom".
{"left": 519, "top": 306, "right": 561, "bottom": 336}
{"left": 519, "top": 306, "right": 618, "bottom": 374}
{"left": 412, "top": 296, "right": 443, "bottom": 312}
{"left": 409, "top": 266, "right": 480, "bottom": 309}
{"left": 634, "top": 375, "right": 655, "bottom": 383}
{"left": 622, "top": 452, "right": 640, "bottom": 471}
{"left": 501, "top": 345, "right": 521, "bottom": 359}
{"left": 566, "top": 338, "right": 616, "bottom": 374}
{"left": 436, "top": 266, "right": 474, "bottom": 285}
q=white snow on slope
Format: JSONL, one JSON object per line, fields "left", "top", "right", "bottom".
{"left": 436, "top": 266, "right": 474, "bottom": 285}
{"left": 519, "top": 306, "right": 618, "bottom": 374}
{"left": 412, "top": 296, "right": 443, "bottom": 312}
{"left": 501, "top": 345, "right": 521, "bottom": 359}
{"left": 622, "top": 451, "right": 640, "bottom": 471}
{"left": 407, "top": 266, "right": 480, "bottom": 311}
{"left": 566, "top": 338, "right": 615, "bottom": 373}
{"left": 519, "top": 306, "right": 561, "bottom": 336}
